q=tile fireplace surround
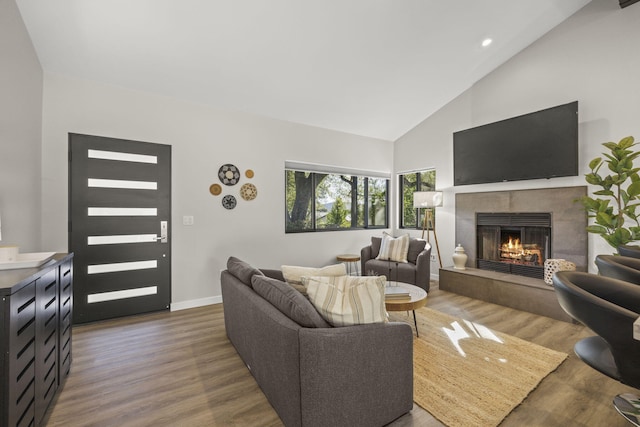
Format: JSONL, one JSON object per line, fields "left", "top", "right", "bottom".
{"left": 440, "top": 186, "right": 588, "bottom": 322}
{"left": 455, "top": 186, "right": 588, "bottom": 272}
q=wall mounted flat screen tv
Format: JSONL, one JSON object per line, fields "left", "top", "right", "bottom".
{"left": 453, "top": 101, "right": 578, "bottom": 186}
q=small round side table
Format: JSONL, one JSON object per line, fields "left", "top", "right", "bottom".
{"left": 336, "top": 254, "right": 360, "bottom": 276}
{"left": 384, "top": 282, "right": 428, "bottom": 337}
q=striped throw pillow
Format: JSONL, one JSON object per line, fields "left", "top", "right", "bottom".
{"left": 376, "top": 233, "right": 410, "bottom": 263}
{"left": 301, "top": 275, "right": 388, "bottom": 326}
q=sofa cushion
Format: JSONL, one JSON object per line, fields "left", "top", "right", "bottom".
{"left": 281, "top": 264, "right": 347, "bottom": 286}
{"left": 252, "top": 275, "right": 330, "bottom": 328}
{"left": 364, "top": 259, "right": 418, "bottom": 285}
{"left": 301, "top": 275, "right": 388, "bottom": 327}
{"left": 376, "top": 233, "right": 410, "bottom": 263}
{"left": 227, "top": 256, "right": 264, "bottom": 286}
{"left": 407, "top": 239, "right": 427, "bottom": 264}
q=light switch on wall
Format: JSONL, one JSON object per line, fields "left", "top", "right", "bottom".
{"left": 183, "top": 215, "right": 194, "bottom": 226}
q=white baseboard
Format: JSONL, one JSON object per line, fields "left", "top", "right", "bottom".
{"left": 171, "top": 295, "right": 222, "bottom": 311}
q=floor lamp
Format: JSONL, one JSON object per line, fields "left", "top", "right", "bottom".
{"left": 413, "top": 191, "right": 443, "bottom": 268}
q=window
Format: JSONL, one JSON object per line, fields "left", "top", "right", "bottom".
{"left": 285, "top": 164, "right": 389, "bottom": 233}
{"left": 399, "top": 169, "right": 436, "bottom": 229}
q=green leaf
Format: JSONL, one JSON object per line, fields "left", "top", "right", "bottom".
{"left": 611, "top": 175, "right": 626, "bottom": 185}
{"left": 603, "top": 235, "right": 621, "bottom": 249}
{"left": 624, "top": 203, "right": 640, "bottom": 214}
{"left": 619, "top": 136, "right": 635, "bottom": 149}
{"left": 586, "top": 225, "right": 608, "bottom": 235}
{"left": 585, "top": 173, "right": 602, "bottom": 186}
{"left": 630, "top": 226, "right": 640, "bottom": 240}
{"left": 624, "top": 158, "right": 635, "bottom": 170}
{"left": 627, "top": 152, "right": 640, "bottom": 162}
{"left": 615, "top": 227, "right": 632, "bottom": 242}
{"left": 628, "top": 181, "right": 640, "bottom": 198}
{"left": 588, "top": 157, "right": 603, "bottom": 170}
{"left": 603, "top": 141, "right": 618, "bottom": 151}
{"left": 581, "top": 201, "right": 603, "bottom": 215}
{"left": 597, "top": 199, "right": 611, "bottom": 212}
{"left": 610, "top": 216, "right": 622, "bottom": 229}
{"left": 621, "top": 190, "right": 630, "bottom": 206}
{"left": 596, "top": 211, "right": 614, "bottom": 226}
{"left": 593, "top": 190, "right": 614, "bottom": 197}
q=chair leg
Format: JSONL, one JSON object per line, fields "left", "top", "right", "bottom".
{"left": 614, "top": 393, "right": 640, "bottom": 426}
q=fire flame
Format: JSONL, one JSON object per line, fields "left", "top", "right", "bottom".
{"left": 500, "top": 236, "right": 542, "bottom": 265}
{"left": 504, "top": 236, "right": 521, "bottom": 250}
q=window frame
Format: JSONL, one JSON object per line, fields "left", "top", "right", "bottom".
{"left": 398, "top": 169, "right": 436, "bottom": 230}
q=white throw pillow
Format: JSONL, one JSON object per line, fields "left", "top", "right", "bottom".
{"left": 301, "top": 275, "right": 388, "bottom": 326}
{"left": 376, "top": 232, "right": 410, "bottom": 263}
{"left": 281, "top": 263, "right": 347, "bottom": 285}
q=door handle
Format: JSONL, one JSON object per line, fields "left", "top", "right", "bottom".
{"left": 158, "top": 220, "right": 168, "bottom": 243}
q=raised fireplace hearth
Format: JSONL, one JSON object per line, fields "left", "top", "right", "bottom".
{"left": 439, "top": 267, "right": 573, "bottom": 322}
{"left": 439, "top": 186, "right": 587, "bottom": 321}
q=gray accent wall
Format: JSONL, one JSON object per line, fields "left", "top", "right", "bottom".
{"left": 0, "top": 0, "right": 43, "bottom": 251}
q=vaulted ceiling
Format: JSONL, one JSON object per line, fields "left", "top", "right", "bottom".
{"left": 17, "top": 0, "right": 594, "bottom": 140}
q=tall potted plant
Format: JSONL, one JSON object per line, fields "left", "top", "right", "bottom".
{"left": 580, "top": 136, "right": 640, "bottom": 250}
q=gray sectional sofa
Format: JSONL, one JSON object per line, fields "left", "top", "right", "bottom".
{"left": 220, "top": 256, "right": 414, "bottom": 427}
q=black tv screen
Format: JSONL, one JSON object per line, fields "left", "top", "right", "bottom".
{"left": 453, "top": 101, "right": 578, "bottom": 186}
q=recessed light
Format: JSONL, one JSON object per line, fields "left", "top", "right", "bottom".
{"left": 482, "top": 38, "right": 493, "bottom": 47}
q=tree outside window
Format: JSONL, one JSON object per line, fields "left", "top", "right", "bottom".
{"left": 399, "top": 169, "right": 436, "bottom": 229}
{"left": 368, "top": 177, "right": 387, "bottom": 227}
{"left": 286, "top": 169, "right": 388, "bottom": 233}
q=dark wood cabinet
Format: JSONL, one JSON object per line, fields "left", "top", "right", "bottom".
{"left": 1, "top": 253, "right": 73, "bottom": 427}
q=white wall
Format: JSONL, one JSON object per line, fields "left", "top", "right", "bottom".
{"left": 394, "top": 0, "right": 640, "bottom": 273}
{"left": 40, "top": 74, "right": 393, "bottom": 308}
{"left": 0, "top": 0, "right": 42, "bottom": 251}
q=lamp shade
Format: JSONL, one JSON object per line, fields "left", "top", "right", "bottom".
{"left": 413, "top": 191, "right": 443, "bottom": 208}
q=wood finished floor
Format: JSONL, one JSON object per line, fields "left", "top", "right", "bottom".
{"left": 44, "top": 283, "right": 636, "bottom": 427}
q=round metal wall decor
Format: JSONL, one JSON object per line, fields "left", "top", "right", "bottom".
{"left": 245, "top": 169, "right": 255, "bottom": 179}
{"left": 221, "top": 194, "right": 237, "bottom": 210}
{"left": 218, "top": 164, "right": 240, "bottom": 186}
{"left": 240, "top": 183, "right": 258, "bottom": 201}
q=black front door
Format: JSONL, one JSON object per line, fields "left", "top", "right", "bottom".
{"left": 69, "top": 133, "right": 171, "bottom": 323}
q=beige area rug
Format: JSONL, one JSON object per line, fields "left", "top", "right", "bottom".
{"left": 411, "top": 308, "right": 567, "bottom": 427}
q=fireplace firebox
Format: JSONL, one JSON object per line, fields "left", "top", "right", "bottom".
{"left": 476, "top": 212, "right": 551, "bottom": 279}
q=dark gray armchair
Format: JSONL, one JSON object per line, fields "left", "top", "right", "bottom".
{"left": 361, "top": 236, "right": 431, "bottom": 292}
{"left": 596, "top": 254, "right": 640, "bottom": 285}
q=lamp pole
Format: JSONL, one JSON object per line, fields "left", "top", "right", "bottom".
{"left": 422, "top": 207, "right": 442, "bottom": 269}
